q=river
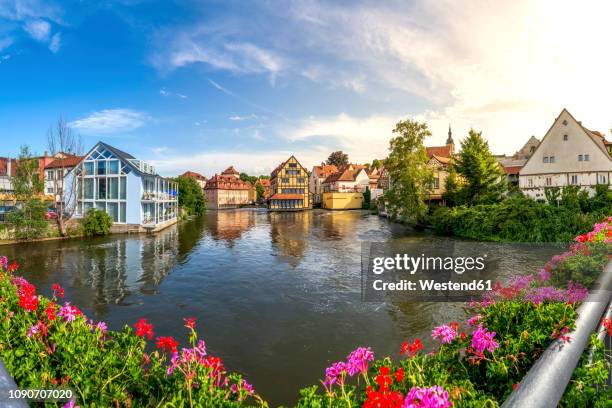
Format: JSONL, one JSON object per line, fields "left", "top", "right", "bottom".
{"left": 0, "top": 209, "right": 565, "bottom": 406}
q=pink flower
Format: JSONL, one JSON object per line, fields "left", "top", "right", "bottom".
{"left": 467, "top": 315, "right": 482, "bottom": 326}
{"left": 95, "top": 322, "right": 108, "bottom": 335}
{"left": 0, "top": 256, "right": 7, "bottom": 270}
{"left": 403, "top": 385, "right": 451, "bottom": 408}
{"left": 58, "top": 302, "right": 80, "bottom": 322}
{"left": 431, "top": 325, "right": 457, "bottom": 344}
{"left": 472, "top": 324, "right": 499, "bottom": 354}
{"left": 323, "top": 361, "right": 347, "bottom": 389}
{"left": 346, "top": 346, "right": 374, "bottom": 377}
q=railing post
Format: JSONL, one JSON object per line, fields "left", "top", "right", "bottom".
{"left": 502, "top": 260, "right": 612, "bottom": 408}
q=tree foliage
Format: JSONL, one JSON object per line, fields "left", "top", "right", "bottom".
{"left": 384, "top": 119, "right": 433, "bottom": 223}
{"left": 7, "top": 146, "right": 48, "bottom": 240}
{"left": 175, "top": 176, "right": 206, "bottom": 216}
{"left": 326, "top": 151, "right": 349, "bottom": 167}
{"left": 444, "top": 129, "right": 507, "bottom": 205}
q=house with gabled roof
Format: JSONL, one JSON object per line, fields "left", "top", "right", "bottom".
{"left": 269, "top": 155, "right": 310, "bottom": 211}
{"left": 424, "top": 126, "right": 455, "bottom": 202}
{"left": 64, "top": 141, "right": 178, "bottom": 232}
{"left": 519, "top": 109, "right": 612, "bottom": 199}
{"left": 309, "top": 164, "right": 338, "bottom": 206}
{"left": 204, "top": 166, "right": 251, "bottom": 209}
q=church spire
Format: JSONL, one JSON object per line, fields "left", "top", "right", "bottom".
{"left": 446, "top": 124, "right": 454, "bottom": 145}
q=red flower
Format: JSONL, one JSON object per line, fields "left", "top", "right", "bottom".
{"left": 52, "top": 283, "right": 65, "bottom": 299}
{"left": 513, "top": 382, "right": 519, "bottom": 391}
{"left": 7, "top": 261, "right": 18, "bottom": 272}
{"left": 603, "top": 318, "right": 612, "bottom": 336}
{"left": 183, "top": 317, "right": 197, "bottom": 330}
{"left": 45, "top": 302, "right": 56, "bottom": 321}
{"left": 18, "top": 283, "right": 38, "bottom": 312}
{"left": 400, "top": 338, "right": 424, "bottom": 357}
{"left": 364, "top": 366, "right": 404, "bottom": 408}
{"left": 394, "top": 367, "right": 404, "bottom": 383}
{"left": 375, "top": 366, "right": 393, "bottom": 390}
{"left": 156, "top": 336, "right": 179, "bottom": 354}
{"left": 134, "top": 318, "right": 154, "bottom": 340}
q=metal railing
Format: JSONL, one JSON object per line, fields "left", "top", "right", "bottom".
{"left": 502, "top": 260, "right": 612, "bottom": 408}
{"left": 0, "top": 359, "right": 28, "bottom": 407}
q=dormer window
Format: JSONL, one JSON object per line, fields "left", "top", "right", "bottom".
{"left": 563, "top": 134, "right": 568, "bottom": 141}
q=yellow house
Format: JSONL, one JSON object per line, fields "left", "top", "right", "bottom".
{"left": 321, "top": 165, "right": 369, "bottom": 210}
{"left": 269, "top": 156, "right": 310, "bottom": 211}
{"left": 322, "top": 191, "right": 364, "bottom": 209}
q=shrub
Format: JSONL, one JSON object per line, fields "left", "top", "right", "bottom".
{"left": 81, "top": 209, "right": 113, "bottom": 237}
{"left": 6, "top": 198, "right": 48, "bottom": 240}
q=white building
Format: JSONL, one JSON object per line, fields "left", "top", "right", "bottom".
{"left": 309, "top": 165, "right": 338, "bottom": 205}
{"left": 519, "top": 109, "right": 612, "bottom": 199}
{"left": 65, "top": 142, "right": 179, "bottom": 232}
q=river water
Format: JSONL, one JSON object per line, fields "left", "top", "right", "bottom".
{"left": 0, "top": 209, "right": 564, "bottom": 406}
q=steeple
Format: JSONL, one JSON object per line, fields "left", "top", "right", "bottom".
{"left": 446, "top": 124, "right": 454, "bottom": 146}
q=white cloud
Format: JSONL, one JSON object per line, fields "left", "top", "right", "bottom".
{"left": 0, "top": 37, "right": 13, "bottom": 51}
{"left": 23, "top": 19, "right": 50, "bottom": 41}
{"left": 48, "top": 32, "right": 60, "bottom": 52}
{"left": 69, "top": 109, "right": 149, "bottom": 134}
{"left": 159, "top": 88, "right": 188, "bottom": 99}
{"left": 229, "top": 114, "right": 258, "bottom": 121}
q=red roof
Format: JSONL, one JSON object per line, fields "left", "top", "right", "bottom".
{"left": 181, "top": 171, "right": 207, "bottom": 181}
{"left": 44, "top": 156, "right": 84, "bottom": 169}
{"left": 270, "top": 194, "right": 303, "bottom": 200}
{"left": 503, "top": 165, "right": 523, "bottom": 175}
{"left": 426, "top": 145, "right": 452, "bottom": 158}
{"left": 312, "top": 164, "right": 338, "bottom": 178}
{"left": 205, "top": 174, "right": 251, "bottom": 190}
{"left": 256, "top": 178, "right": 271, "bottom": 187}
{"left": 323, "top": 165, "right": 366, "bottom": 183}
{"left": 222, "top": 166, "right": 240, "bottom": 175}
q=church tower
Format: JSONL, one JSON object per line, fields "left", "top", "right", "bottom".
{"left": 446, "top": 124, "right": 455, "bottom": 155}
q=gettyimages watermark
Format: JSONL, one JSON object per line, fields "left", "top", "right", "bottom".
{"left": 360, "top": 241, "right": 580, "bottom": 302}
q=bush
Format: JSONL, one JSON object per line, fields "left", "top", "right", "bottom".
{"left": 82, "top": 209, "right": 113, "bottom": 237}
{"left": 6, "top": 198, "right": 48, "bottom": 240}
{"left": 430, "top": 196, "right": 608, "bottom": 242}
{"left": 0, "top": 257, "right": 264, "bottom": 407}
{"left": 176, "top": 176, "right": 206, "bottom": 216}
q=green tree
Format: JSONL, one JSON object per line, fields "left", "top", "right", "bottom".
{"left": 544, "top": 187, "right": 561, "bottom": 206}
{"left": 371, "top": 159, "right": 383, "bottom": 169}
{"left": 384, "top": 119, "right": 433, "bottom": 223}
{"left": 326, "top": 151, "right": 349, "bottom": 167}
{"left": 255, "top": 183, "right": 265, "bottom": 201}
{"left": 362, "top": 186, "right": 371, "bottom": 209}
{"left": 449, "top": 129, "right": 507, "bottom": 205}
{"left": 239, "top": 173, "right": 258, "bottom": 185}
{"left": 82, "top": 208, "right": 113, "bottom": 236}
{"left": 175, "top": 176, "right": 206, "bottom": 215}
{"left": 7, "top": 146, "right": 48, "bottom": 240}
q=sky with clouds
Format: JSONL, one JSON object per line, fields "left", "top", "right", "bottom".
{"left": 1, "top": 0, "right": 611, "bottom": 177}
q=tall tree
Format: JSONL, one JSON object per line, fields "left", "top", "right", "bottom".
{"left": 175, "top": 175, "right": 206, "bottom": 215}
{"left": 449, "top": 129, "right": 507, "bottom": 205}
{"left": 384, "top": 119, "right": 433, "bottom": 223}
{"left": 47, "top": 116, "right": 83, "bottom": 236}
{"left": 326, "top": 151, "right": 349, "bottom": 167}
{"left": 7, "top": 145, "right": 47, "bottom": 240}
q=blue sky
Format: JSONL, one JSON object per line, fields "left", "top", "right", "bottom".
{"left": 1, "top": 0, "right": 611, "bottom": 176}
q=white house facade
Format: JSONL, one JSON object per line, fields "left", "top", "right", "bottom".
{"left": 64, "top": 142, "right": 178, "bottom": 232}
{"left": 519, "top": 109, "right": 612, "bottom": 199}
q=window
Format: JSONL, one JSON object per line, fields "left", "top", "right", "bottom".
{"left": 528, "top": 178, "right": 533, "bottom": 187}
{"left": 599, "top": 174, "right": 608, "bottom": 184}
{"left": 578, "top": 154, "right": 583, "bottom": 161}
{"left": 584, "top": 154, "right": 589, "bottom": 161}
{"left": 120, "top": 177, "right": 126, "bottom": 199}
{"left": 108, "top": 177, "right": 119, "bottom": 199}
{"left": 563, "top": 134, "right": 568, "bottom": 141}
{"left": 288, "top": 163, "right": 297, "bottom": 168}
{"left": 98, "top": 178, "right": 107, "bottom": 199}
{"left": 83, "top": 179, "right": 94, "bottom": 199}
{"left": 297, "top": 177, "right": 305, "bottom": 184}
{"left": 433, "top": 177, "right": 440, "bottom": 189}
{"left": 84, "top": 162, "right": 94, "bottom": 175}
{"left": 545, "top": 177, "right": 552, "bottom": 186}
{"left": 97, "top": 160, "right": 106, "bottom": 175}
{"left": 46, "top": 170, "right": 54, "bottom": 180}
{"left": 47, "top": 187, "right": 54, "bottom": 194}
{"left": 282, "top": 178, "right": 289, "bottom": 183}
{"left": 543, "top": 156, "right": 549, "bottom": 163}
{"left": 108, "top": 160, "right": 119, "bottom": 174}
{"left": 562, "top": 119, "right": 568, "bottom": 125}
{"left": 570, "top": 175, "right": 578, "bottom": 185}
{"left": 107, "top": 202, "right": 118, "bottom": 222}
{"left": 549, "top": 156, "right": 555, "bottom": 163}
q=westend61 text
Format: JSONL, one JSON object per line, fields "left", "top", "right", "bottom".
{"left": 372, "top": 279, "right": 493, "bottom": 291}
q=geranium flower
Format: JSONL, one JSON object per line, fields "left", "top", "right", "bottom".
{"left": 156, "top": 336, "right": 179, "bottom": 353}
{"left": 431, "top": 325, "right": 457, "bottom": 344}
{"left": 346, "top": 346, "right": 374, "bottom": 377}
{"left": 95, "top": 322, "right": 108, "bottom": 335}
{"left": 467, "top": 315, "right": 482, "bottom": 326}
{"left": 183, "top": 317, "right": 196, "bottom": 330}
{"left": 400, "top": 338, "right": 424, "bottom": 357}
{"left": 45, "top": 302, "right": 56, "bottom": 321}
{"left": 403, "top": 385, "right": 451, "bottom": 408}
{"left": 52, "top": 283, "right": 65, "bottom": 299}
{"left": 27, "top": 321, "right": 48, "bottom": 339}
{"left": 471, "top": 324, "right": 499, "bottom": 354}
{"left": 7, "top": 260, "right": 18, "bottom": 272}
{"left": 323, "top": 361, "right": 347, "bottom": 389}
{"left": 0, "top": 256, "right": 7, "bottom": 270}
{"left": 58, "top": 303, "right": 80, "bottom": 322}
{"left": 134, "top": 318, "right": 153, "bottom": 340}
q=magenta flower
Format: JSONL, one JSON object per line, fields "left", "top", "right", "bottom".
{"left": 467, "top": 314, "right": 482, "bottom": 326}
{"left": 27, "top": 324, "right": 40, "bottom": 338}
{"left": 431, "top": 325, "right": 457, "bottom": 344}
{"left": 62, "top": 400, "right": 80, "bottom": 408}
{"left": 346, "top": 346, "right": 374, "bottom": 377}
{"left": 58, "top": 302, "right": 79, "bottom": 322}
{"left": 536, "top": 268, "right": 551, "bottom": 282}
{"left": 0, "top": 256, "right": 7, "bottom": 270}
{"left": 95, "top": 322, "right": 108, "bottom": 335}
{"left": 403, "top": 385, "right": 451, "bottom": 408}
{"left": 472, "top": 324, "right": 499, "bottom": 353}
{"left": 323, "top": 361, "right": 347, "bottom": 389}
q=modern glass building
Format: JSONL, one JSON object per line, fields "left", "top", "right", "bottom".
{"left": 65, "top": 142, "right": 178, "bottom": 231}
